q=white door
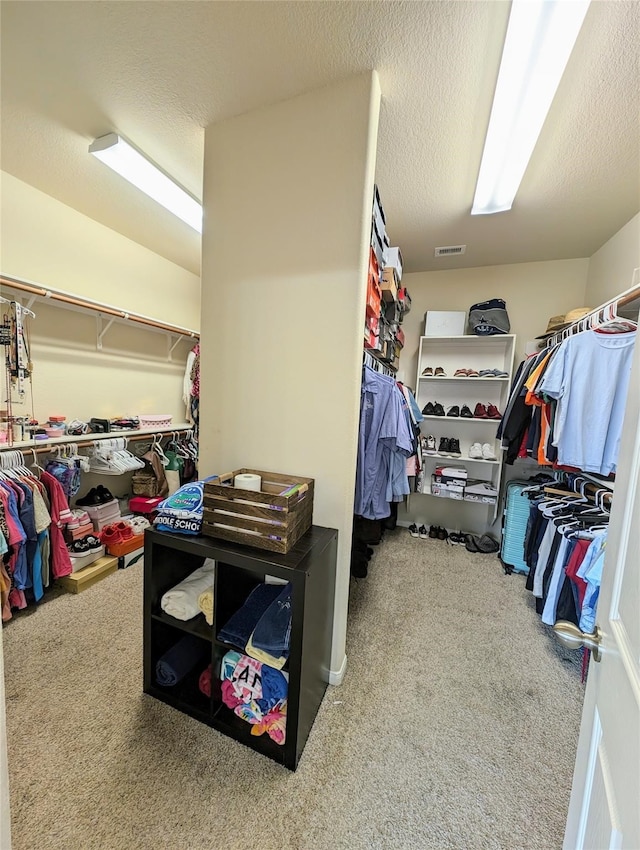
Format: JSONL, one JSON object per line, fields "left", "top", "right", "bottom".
{"left": 561, "top": 328, "right": 640, "bottom": 850}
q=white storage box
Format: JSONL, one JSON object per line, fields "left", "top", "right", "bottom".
{"left": 70, "top": 545, "right": 106, "bottom": 573}
{"left": 386, "top": 247, "right": 403, "bottom": 281}
{"left": 424, "top": 311, "right": 466, "bottom": 336}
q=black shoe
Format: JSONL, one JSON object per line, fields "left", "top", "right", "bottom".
{"left": 437, "top": 437, "right": 451, "bottom": 455}
{"left": 437, "top": 526, "right": 448, "bottom": 541}
{"left": 449, "top": 438, "right": 461, "bottom": 457}
{"left": 433, "top": 402, "right": 446, "bottom": 417}
{"left": 460, "top": 405, "right": 473, "bottom": 418}
{"left": 409, "top": 523, "right": 419, "bottom": 538}
{"left": 448, "top": 531, "right": 462, "bottom": 545}
{"left": 76, "top": 488, "right": 102, "bottom": 507}
{"left": 422, "top": 402, "right": 435, "bottom": 415}
{"left": 465, "top": 534, "right": 480, "bottom": 552}
{"left": 428, "top": 525, "right": 438, "bottom": 539}
{"left": 419, "top": 525, "right": 428, "bottom": 539}
{"left": 446, "top": 405, "right": 460, "bottom": 417}
{"left": 96, "top": 485, "right": 115, "bottom": 503}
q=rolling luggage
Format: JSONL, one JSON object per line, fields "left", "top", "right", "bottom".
{"left": 501, "top": 481, "right": 531, "bottom": 575}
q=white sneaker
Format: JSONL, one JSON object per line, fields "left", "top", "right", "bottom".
{"left": 469, "top": 442, "right": 483, "bottom": 459}
{"left": 425, "top": 435, "right": 437, "bottom": 454}
{"left": 482, "top": 443, "right": 497, "bottom": 461}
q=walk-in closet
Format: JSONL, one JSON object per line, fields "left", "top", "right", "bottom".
{"left": 1, "top": 2, "right": 639, "bottom": 849}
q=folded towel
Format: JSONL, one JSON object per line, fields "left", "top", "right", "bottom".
{"left": 218, "top": 583, "right": 282, "bottom": 648}
{"left": 250, "top": 583, "right": 292, "bottom": 655}
{"left": 246, "top": 633, "right": 287, "bottom": 670}
{"left": 161, "top": 560, "right": 214, "bottom": 621}
{"left": 257, "top": 665, "right": 288, "bottom": 713}
{"left": 198, "top": 589, "right": 214, "bottom": 625}
{"left": 199, "top": 664, "right": 212, "bottom": 697}
{"left": 155, "top": 634, "right": 207, "bottom": 687}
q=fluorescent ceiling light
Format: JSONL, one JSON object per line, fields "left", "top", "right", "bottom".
{"left": 471, "top": 0, "right": 591, "bottom": 216}
{"left": 89, "top": 133, "right": 202, "bottom": 232}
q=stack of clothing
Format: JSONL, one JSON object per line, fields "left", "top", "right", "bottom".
{"left": 160, "top": 559, "right": 214, "bottom": 621}
{"left": 218, "top": 581, "right": 292, "bottom": 669}
{"left": 199, "top": 651, "right": 288, "bottom": 744}
{"left": 155, "top": 634, "right": 208, "bottom": 687}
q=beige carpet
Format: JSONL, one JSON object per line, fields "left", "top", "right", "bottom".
{"left": 3, "top": 532, "right": 584, "bottom": 850}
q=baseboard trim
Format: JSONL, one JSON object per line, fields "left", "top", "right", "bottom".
{"left": 328, "top": 654, "right": 347, "bottom": 686}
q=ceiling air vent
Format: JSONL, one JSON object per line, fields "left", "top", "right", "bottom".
{"left": 434, "top": 245, "right": 466, "bottom": 257}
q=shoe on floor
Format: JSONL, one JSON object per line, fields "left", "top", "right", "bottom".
{"left": 473, "top": 403, "right": 488, "bottom": 419}
{"left": 460, "top": 405, "right": 473, "bottom": 418}
{"left": 446, "top": 405, "right": 460, "bottom": 417}
{"left": 432, "top": 402, "right": 446, "bottom": 417}
{"left": 448, "top": 438, "right": 461, "bottom": 458}
{"left": 409, "top": 523, "right": 419, "bottom": 538}
{"left": 465, "top": 534, "right": 479, "bottom": 552}
{"left": 437, "top": 526, "right": 448, "bottom": 541}
{"left": 482, "top": 443, "right": 497, "bottom": 460}
{"left": 419, "top": 524, "right": 428, "bottom": 539}
{"left": 475, "top": 534, "right": 500, "bottom": 553}
{"left": 448, "top": 531, "right": 463, "bottom": 545}
{"left": 486, "top": 404, "right": 502, "bottom": 420}
{"left": 422, "top": 402, "right": 435, "bottom": 415}
{"left": 429, "top": 525, "right": 439, "bottom": 539}
{"left": 469, "top": 442, "right": 483, "bottom": 459}
{"left": 424, "top": 435, "right": 437, "bottom": 454}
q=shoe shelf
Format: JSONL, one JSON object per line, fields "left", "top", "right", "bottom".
{"left": 6, "top": 423, "right": 192, "bottom": 452}
{"left": 420, "top": 415, "right": 502, "bottom": 424}
{"left": 423, "top": 453, "right": 498, "bottom": 465}
{"left": 414, "top": 334, "right": 516, "bottom": 529}
{"left": 418, "top": 376, "right": 509, "bottom": 382}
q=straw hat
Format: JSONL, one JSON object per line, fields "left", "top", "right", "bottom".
{"left": 536, "top": 307, "right": 592, "bottom": 339}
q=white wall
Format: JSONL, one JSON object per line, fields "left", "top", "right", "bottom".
{"left": 0, "top": 172, "right": 200, "bottom": 425}
{"left": 586, "top": 212, "right": 640, "bottom": 307}
{"left": 200, "top": 73, "right": 381, "bottom": 678}
{"left": 397, "top": 258, "right": 590, "bottom": 386}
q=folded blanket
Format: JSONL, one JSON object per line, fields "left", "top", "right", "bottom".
{"left": 257, "top": 665, "right": 289, "bottom": 713}
{"left": 217, "top": 583, "right": 282, "bottom": 648}
{"left": 250, "top": 583, "right": 292, "bottom": 655}
{"left": 155, "top": 634, "right": 207, "bottom": 687}
{"left": 198, "top": 589, "right": 214, "bottom": 625}
{"left": 161, "top": 560, "right": 214, "bottom": 621}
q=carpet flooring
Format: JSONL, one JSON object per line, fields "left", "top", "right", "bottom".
{"left": 3, "top": 532, "right": 584, "bottom": 850}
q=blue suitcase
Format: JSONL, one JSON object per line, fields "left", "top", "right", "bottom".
{"left": 501, "top": 481, "right": 531, "bottom": 574}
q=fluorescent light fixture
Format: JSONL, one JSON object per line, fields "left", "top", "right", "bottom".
{"left": 89, "top": 133, "right": 202, "bottom": 232}
{"left": 471, "top": 0, "right": 591, "bottom": 215}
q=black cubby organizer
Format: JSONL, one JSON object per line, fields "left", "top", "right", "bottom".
{"left": 143, "top": 525, "right": 338, "bottom": 770}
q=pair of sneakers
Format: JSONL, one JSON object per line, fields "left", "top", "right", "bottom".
{"left": 408, "top": 524, "right": 448, "bottom": 541}
{"left": 68, "top": 535, "right": 102, "bottom": 558}
{"left": 469, "top": 442, "right": 497, "bottom": 461}
{"left": 423, "top": 435, "right": 461, "bottom": 457}
{"left": 409, "top": 524, "right": 429, "bottom": 539}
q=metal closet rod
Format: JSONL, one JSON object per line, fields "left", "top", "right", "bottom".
{"left": 0, "top": 275, "right": 200, "bottom": 339}
{"left": 0, "top": 428, "right": 193, "bottom": 456}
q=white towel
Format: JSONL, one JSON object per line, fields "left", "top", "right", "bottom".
{"left": 161, "top": 559, "right": 215, "bottom": 621}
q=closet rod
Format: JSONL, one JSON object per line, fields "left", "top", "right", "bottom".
{"left": 0, "top": 274, "right": 200, "bottom": 339}
{"left": 545, "top": 278, "right": 640, "bottom": 349}
{"left": 0, "top": 428, "right": 193, "bottom": 456}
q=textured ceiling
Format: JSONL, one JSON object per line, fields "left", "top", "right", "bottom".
{"left": 1, "top": 1, "right": 639, "bottom": 276}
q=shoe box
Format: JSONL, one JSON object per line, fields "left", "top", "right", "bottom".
{"left": 118, "top": 546, "right": 144, "bottom": 570}
{"left": 58, "top": 554, "right": 118, "bottom": 592}
{"left": 424, "top": 310, "right": 466, "bottom": 336}
{"left": 129, "top": 495, "right": 163, "bottom": 515}
{"left": 85, "top": 500, "right": 121, "bottom": 531}
{"left": 69, "top": 545, "right": 106, "bottom": 573}
{"left": 430, "top": 481, "right": 464, "bottom": 500}
{"left": 464, "top": 480, "right": 498, "bottom": 505}
{"left": 433, "top": 465, "right": 468, "bottom": 484}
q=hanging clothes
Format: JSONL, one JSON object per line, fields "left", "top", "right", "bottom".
{"left": 354, "top": 366, "right": 413, "bottom": 520}
{"left": 500, "top": 329, "right": 636, "bottom": 474}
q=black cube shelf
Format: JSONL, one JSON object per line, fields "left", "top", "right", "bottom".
{"left": 143, "top": 525, "right": 338, "bottom": 770}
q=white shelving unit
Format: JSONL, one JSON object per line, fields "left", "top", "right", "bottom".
{"left": 411, "top": 334, "right": 516, "bottom": 529}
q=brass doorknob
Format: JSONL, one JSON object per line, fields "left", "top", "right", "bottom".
{"left": 553, "top": 621, "right": 602, "bottom": 662}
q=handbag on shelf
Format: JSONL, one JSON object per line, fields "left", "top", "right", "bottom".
{"left": 468, "top": 298, "right": 510, "bottom": 336}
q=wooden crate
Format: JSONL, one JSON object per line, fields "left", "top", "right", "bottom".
{"left": 57, "top": 555, "right": 118, "bottom": 594}
{"left": 203, "top": 468, "right": 314, "bottom": 554}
